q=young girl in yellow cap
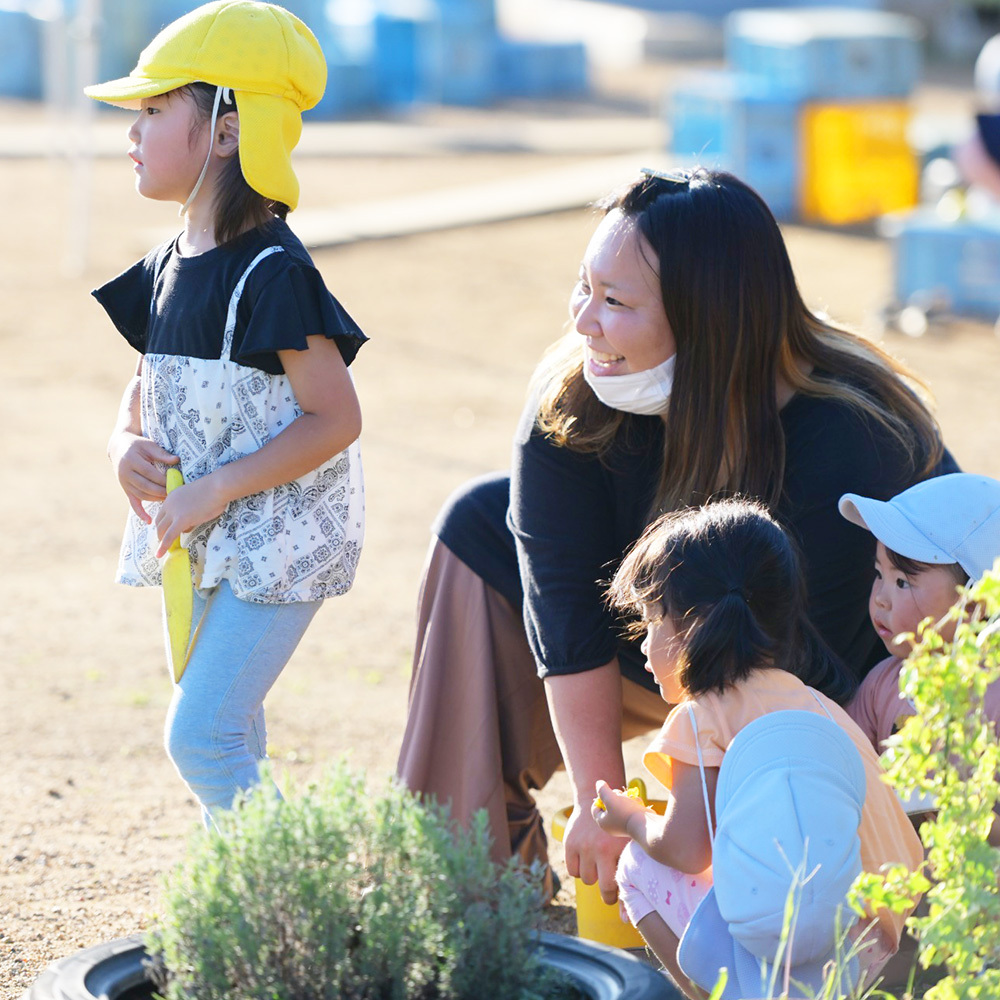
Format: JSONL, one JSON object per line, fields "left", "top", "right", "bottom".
{"left": 86, "top": 1, "right": 366, "bottom": 822}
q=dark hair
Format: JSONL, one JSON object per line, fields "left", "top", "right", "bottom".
{"left": 885, "top": 546, "right": 969, "bottom": 587}
{"left": 181, "top": 83, "right": 288, "bottom": 245}
{"left": 534, "top": 168, "right": 942, "bottom": 516}
{"left": 608, "top": 497, "right": 856, "bottom": 704}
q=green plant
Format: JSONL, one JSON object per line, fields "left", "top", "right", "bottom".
{"left": 852, "top": 568, "right": 1000, "bottom": 1000}
{"left": 145, "top": 762, "right": 572, "bottom": 1000}
{"left": 711, "top": 570, "right": 1000, "bottom": 999}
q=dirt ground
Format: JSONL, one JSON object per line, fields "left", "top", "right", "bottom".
{"left": 1, "top": 56, "right": 999, "bottom": 998}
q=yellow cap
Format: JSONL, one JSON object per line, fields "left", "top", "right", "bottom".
{"left": 84, "top": 1, "right": 326, "bottom": 210}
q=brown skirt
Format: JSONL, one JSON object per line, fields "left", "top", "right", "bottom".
{"left": 396, "top": 537, "right": 667, "bottom": 870}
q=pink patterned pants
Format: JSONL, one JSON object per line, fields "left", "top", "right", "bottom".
{"left": 616, "top": 840, "right": 713, "bottom": 938}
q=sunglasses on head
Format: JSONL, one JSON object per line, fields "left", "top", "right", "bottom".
{"left": 639, "top": 166, "right": 692, "bottom": 188}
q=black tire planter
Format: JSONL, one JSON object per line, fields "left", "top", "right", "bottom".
{"left": 24, "top": 931, "right": 683, "bottom": 1000}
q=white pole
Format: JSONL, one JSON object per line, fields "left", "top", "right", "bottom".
{"left": 65, "top": 0, "right": 100, "bottom": 276}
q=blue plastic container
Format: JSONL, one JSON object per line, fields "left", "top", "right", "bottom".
{"left": 595, "top": 0, "right": 880, "bottom": 11}
{"left": 669, "top": 69, "right": 799, "bottom": 220}
{"left": 891, "top": 209, "right": 1000, "bottom": 317}
{"left": 434, "top": 0, "right": 496, "bottom": 30}
{"left": 0, "top": 9, "right": 43, "bottom": 99}
{"left": 725, "top": 8, "right": 922, "bottom": 101}
{"left": 90, "top": 2, "right": 160, "bottom": 85}
{"left": 295, "top": 0, "right": 377, "bottom": 118}
{"left": 494, "top": 39, "right": 588, "bottom": 99}
{"left": 306, "top": 57, "right": 376, "bottom": 118}
{"left": 373, "top": 12, "right": 431, "bottom": 106}
{"left": 419, "top": 1, "right": 496, "bottom": 106}
{"left": 144, "top": 0, "right": 204, "bottom": 31}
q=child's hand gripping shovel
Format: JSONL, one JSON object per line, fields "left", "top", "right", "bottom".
{"left": 163, "top": 467, "right": 193, "bottom": 682}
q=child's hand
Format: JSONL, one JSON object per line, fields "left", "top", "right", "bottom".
{"left": 153, "top": 474, "right": 228, "bottom": 557}
{"left": 591, "top": 780, "right": 647, "bottom": 838}
{"left": 108, "top": 432, "right": 179, "bottom": 524}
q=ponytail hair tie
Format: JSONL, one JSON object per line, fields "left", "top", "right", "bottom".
{"left": 726, "top": 587, "right": 745, "bottom": 599}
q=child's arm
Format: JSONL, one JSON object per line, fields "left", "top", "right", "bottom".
{"left": 593, "top": 759, "right": 717, "bottom": 874}
{"left": 153, "top": 336, "right": 361, "bottom": 556}
{"left": 107, "top": 356, "right": 179, "bottom": 524}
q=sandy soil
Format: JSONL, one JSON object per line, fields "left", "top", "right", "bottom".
{"left": 2, "top": 59, "right": 999, "bottom": 998}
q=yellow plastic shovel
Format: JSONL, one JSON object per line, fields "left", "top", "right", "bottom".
{"left": 163, "top": 466, "right": 193, "bottom": 682}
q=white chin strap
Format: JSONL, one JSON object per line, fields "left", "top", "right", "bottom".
{"left": 179, "top": 85, "right": 232, "bottom": 217}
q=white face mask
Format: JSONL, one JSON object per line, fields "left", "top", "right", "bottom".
{"left": 583, "top": 354, "right": 675, "bottom": 416}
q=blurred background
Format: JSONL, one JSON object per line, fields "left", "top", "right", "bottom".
{"left": 4, "top": 0, "right": 1000, "bottom": 330}
{"left": 2, "top": 3, "right": 1000, "bottom": 996}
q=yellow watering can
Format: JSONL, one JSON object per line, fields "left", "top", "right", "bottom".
{"left": 551, "top": 778, "right": 667, "bottom": 950}
{"left": 162, "top": 467, "right": 193, "bottom": 682}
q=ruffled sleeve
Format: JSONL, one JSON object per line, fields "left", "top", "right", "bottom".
{"left": 233, "top": 253, "right": 367, "bottom": 374}
{"left": 91, "top": 244, "right": 162, "bottom": 353}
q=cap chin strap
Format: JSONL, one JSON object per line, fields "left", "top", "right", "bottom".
{"left": 179, "top": 85, "right": 232, "bottom": 217}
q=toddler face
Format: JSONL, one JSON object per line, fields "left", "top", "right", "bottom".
{"left": 127, "top": 91, "right": 208, "bottom": 205}
{"left": 641, "top": 605, "right": 685, "bottom": 703}
{"left": 869, "top": 541, "right": 962, "bottom": 657}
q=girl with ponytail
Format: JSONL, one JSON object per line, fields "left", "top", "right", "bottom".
{"left": 595, "top": 498, "right": 922, "bottom": 996}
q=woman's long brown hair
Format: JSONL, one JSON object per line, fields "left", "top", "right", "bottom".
{"left": 534, "top": 168, "right": 942, "bottom": 516}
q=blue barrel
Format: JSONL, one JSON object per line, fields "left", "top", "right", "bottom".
{"left": 669, "top": 69, "right": 800, "bottom": 220}
{"left": 893, "top": 209, "right": 1000, "bottom": 317}
{"left": 373, "top": 11, "right": 430, "bottom": 106}
{"left": 419, "top": 0, "right": 496, "bottom": 106}
{"left": 0, "top": 8, "right": 43, "bottom": 99}
{"left": 494, "top": 39, "right": 588, "bottom": 99}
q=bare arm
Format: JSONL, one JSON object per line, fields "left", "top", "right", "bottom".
{"left": 544, "top": 661, "right": 630, "bottom": 904}
{"left": 153, "top": 336, "right": 361, "bottom": 556}
{"left": 107, "top": 356, "right": 178, "bottom": 523}
{"left": 593, "top": 760, "right": 716, "bottom": 875}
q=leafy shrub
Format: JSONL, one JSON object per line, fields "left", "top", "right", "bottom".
{"left": 852, "top": 568, "right": 1000, "bottom": 1000}
{"left": 146, "top": 763, "right": 571, "bottom": 1000}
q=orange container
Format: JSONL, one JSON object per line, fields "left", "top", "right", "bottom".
{"left": 800, "top": 100, "right": 918, "bottom": 225}
{"left": 550, "top": 780, "right": 666, "bottom": 950}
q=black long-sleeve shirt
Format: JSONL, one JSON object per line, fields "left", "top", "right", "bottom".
{"left": 437, "top": 388, "right": 957, "bottom": 694}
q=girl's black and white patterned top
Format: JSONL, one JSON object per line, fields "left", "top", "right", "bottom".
{"left": 93, "top": 219, "right": 367, "bottom": 604}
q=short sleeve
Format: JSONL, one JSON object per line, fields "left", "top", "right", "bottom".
{"left": 234, "top": 255, "right": 367, "bottom": 372}
{"left": 91, "top": 245, "right": 162, "bottom": 353}
{"left": 642, "top": 700, "right": 727, "bottom": 791}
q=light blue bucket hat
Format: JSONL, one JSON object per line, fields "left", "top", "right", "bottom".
{"left": 678, "top": 711, "right": 866, "bottom": 1000}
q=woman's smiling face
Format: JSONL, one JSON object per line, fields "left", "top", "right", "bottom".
{"left": 570, "top": 209, "right": 676, "bottom": 378}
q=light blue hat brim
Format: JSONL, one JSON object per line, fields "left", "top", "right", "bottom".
{"left": 678, "top": 887, "right": 859, "bottom": 999}
{"left": 839, "top": 492, "right": 956, "bottom": 566}
{"left": 839, "top": 473, "right": 1000, "bottom": 582}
